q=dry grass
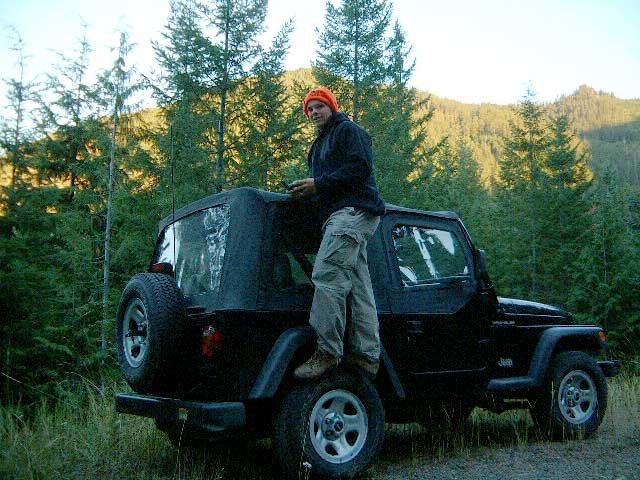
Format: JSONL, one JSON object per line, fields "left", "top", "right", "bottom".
{"left": 1, "top": 376, "right": 638, "bottom": 480}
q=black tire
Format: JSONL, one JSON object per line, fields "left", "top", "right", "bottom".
{"left": 273, "top": 370, "right": 385, "bottom": 479}
{"left": 418, "top": 399, "right": 473, "bottom": 431}
{"left": 116, "top": 273, "right": 187, "bottom": 394}
{"left": 530, "top": 351, "right": 608, "bottom": 440}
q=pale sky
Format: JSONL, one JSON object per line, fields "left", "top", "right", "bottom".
{"left": 1, "top": 0, "right": 639, "bottom": 106}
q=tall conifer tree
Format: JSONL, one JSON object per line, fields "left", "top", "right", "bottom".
{"left": 495, "top": 90, "right": 549, "bottom": 299}
{"left": 228, "top": 22, "right": 306, "bottom": 189}
{"left": 539, "top": 114, "right": 591, "bottom": 303}
{"left": 0, "top": 30, "right": 35, "bottom": 196}
{"left": 96, "top": 32, "right": 142, "bottom": 352}
{"left": 152, "top": 0, "right": 215, "bottom": 205}
{"left": 0, "top": 30, "right": 114, "bottom": 400}
{"left": 153, "top": 0, "right": 294, "bottom": 197}
{"left": 0, "top": 29, "right": 37, "bottom": 401}
{"left": 495, "top": 92, "right": 595, "bottom": 308}
{"left": 569, "top": 163, "right": 640, "bottom": 352}
{"left": 314, "top": 0, "right": 391, "bottom": 123}
{"left": 373, "top": 22, "right": 432, "bottom": 204}
{"left": 313, "top": 3, "right": 439, "bottom": 206}
{"left": 198, "top": 0, "right": 269, "bottom": 188}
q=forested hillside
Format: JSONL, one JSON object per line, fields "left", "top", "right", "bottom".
{"left": 284, "top": 68, "right": 640, "bottom": 189}
{"left": 421, "top": 84, "right": 640, "bottom": 187}
{"left": 1, "top": 0, "right": 638, "bottom": 408}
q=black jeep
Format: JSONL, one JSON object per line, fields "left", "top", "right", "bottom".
{"left": 115, "top": 187, "right": 620, "bottom": 479}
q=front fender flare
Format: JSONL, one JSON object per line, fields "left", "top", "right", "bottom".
{"left": 488, "top": 326, "right": 605, "bottom": 393}
{"left": 528, "top": 326, "right": 604, "bottom": 387}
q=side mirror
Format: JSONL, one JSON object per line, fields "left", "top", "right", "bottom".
{"left": 477, "top": 249, "right": 489, "bottom": 278}
{"left": 476, "top": 249, "right": 497, "bottom": 304}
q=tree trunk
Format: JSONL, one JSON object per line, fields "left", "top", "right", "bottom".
{"left": 529, "top": 126, "right": 537, "bottom": 296}
{"left": 352, "top": 1, "right": 360, "bottom": 123}
{"left": 102, "top": 103, "right": 118, "bottom": 351}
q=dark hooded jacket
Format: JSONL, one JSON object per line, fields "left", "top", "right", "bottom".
{"left": 308, "top": 112, "right": 385, "bottom": 223}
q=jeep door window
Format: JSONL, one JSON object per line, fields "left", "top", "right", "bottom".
{"left": 272, "top": 212, "right": 319, "bottom": 291}
{"left": 273, "top": 252, "right": 316, "bottom": 290}
{"left": 392, "top": 225, "right": 469, "bottom": 286}
{"left": 154, "top": 204, "right": 231, "bottom": 296}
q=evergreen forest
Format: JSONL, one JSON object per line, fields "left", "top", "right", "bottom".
{"left": 1, "top": 0, "right": 639, "bottom": 407}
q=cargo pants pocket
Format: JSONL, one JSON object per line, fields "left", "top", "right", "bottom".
{"left": 322, "top": 228, "right": 362, "bottom": 270}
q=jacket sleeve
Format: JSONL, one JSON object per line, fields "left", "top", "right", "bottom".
{"left": 314, "top": 122, "right": 373, "bottom": 194}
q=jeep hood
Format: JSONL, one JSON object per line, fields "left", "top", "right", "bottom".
{"left": 498, "top": 297, "right": 572, "bottom": 325}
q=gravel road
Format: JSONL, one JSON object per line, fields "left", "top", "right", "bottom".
{"left": 368, "top": 405, "right": 640, "bottom": 480}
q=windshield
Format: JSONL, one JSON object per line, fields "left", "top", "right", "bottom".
{"left": 154, "top": 204, "right": 230, "bottom": 297}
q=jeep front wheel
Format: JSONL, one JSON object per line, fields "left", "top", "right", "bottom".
{"left": 273, "top": 370, "right": 385, "bottom": 479}
{"left": 116, "top": 273, "right": 186, "bottom": 394}
{"left": 530, "top": 351, "right": 607, "bottom": 439}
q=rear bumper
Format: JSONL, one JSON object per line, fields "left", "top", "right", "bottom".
{"left": 598, "top": 360, "right": 621, "bottom": 377}
{"left": 115, "top": 393, "right": 246, "bottom": 433}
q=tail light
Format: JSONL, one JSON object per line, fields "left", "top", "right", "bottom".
{"left": 202, "top": 325, "right": 224, "bottom": 358}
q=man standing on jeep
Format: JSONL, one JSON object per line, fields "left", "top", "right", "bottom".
{"left": 290, "top": 86, "right": 386, "bottom": 380}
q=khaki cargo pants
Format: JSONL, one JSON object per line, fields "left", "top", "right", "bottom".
{"left": 310, "top": 207, "right": 381, "bottom": 362}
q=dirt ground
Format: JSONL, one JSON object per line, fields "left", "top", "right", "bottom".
{"left": 209, "top": 404, "right": 639, "bottom": 480}
{"left": 369, "top": 408, "right": 640, "bottom": 480}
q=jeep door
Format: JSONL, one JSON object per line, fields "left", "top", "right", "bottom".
{"left": 382, "top": 213, "right": 490, "bottom": 386}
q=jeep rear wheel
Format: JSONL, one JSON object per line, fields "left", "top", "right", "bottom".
{"left": 273, "top": 370, "right": 384, "bottom": 479}
{"left": 116, "top": 273, "right": 187, "bottom": 394}
{"left": 530, "top": 351, "right": 607, "bottom": 439}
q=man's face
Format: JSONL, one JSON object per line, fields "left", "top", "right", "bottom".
{"left": 307, "top": 100, "right": 333, "bottom": 129}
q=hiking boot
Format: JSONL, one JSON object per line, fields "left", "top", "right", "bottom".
{"left": 293, "top": 348, "right": 340, "bottom": 380}
{"left": 344, "top": 353, "right": 379, "bottom": 379}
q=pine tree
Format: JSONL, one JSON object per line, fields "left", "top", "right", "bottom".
{"left": 22, "top": 29, "right": 112, "bottom": 396}
{"left": 373, "top": 21, "right": 433, "bottom": 205}
{"left": 495, "top": 91, "right": 602, "bottom": 313}
{"left": 539, "top": 114, "right": 591, "bottom": 304}
{"left": 152, "top": 0, "right": 215, "bottom": 205}
{"left": 313, "top": 4, "right": 440, "bottom": 207}
{"left": 198, "top": 0, "right": 269, "bottom": 188}
{"left": 569, "top": 163, "right": 640, "bottom": 354}
{"left": 447, "top": 141, "right": 494, "bottom": 241}
{"left": 495, "top": 90, "right": 550, "bottom": 300}
{"left": 227, "top": 21, "right": 306, "bottom": 189}
{"left": 152, "top": 0, "right": 293, "bottom": 197}
{"left": 314, "top": 0, "right": 392, "bottom": 123}
{"left": 96, "top": 32, "right": 142, "bottom": 352}
{"left": 0, "top": 29, "right": 35, "bottom": 201}
{"left": 0, "top": 29, "right": 38, "bottom": 401}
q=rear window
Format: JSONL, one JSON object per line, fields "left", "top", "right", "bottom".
{"left": 154, "top": 204, "right": 230, "bottom": 296}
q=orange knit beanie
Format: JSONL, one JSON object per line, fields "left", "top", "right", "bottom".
{"left": 303, "top": 87, "right": 339, "bottom": 117}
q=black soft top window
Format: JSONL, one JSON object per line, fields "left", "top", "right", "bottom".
{"left": 154, "top": 204, "right": 231, "bottom": 297}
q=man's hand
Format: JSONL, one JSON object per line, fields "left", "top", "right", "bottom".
{"left": 290, "top": 178, "right": 316, "bottom": 198}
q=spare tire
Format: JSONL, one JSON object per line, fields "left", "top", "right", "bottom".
{"left": 116, "top": 273, "right": 187, "bottom": 394}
